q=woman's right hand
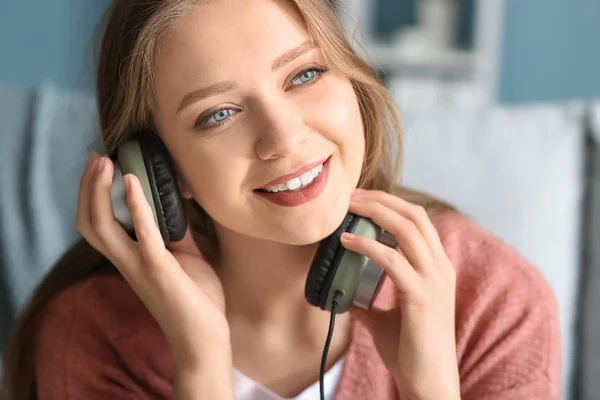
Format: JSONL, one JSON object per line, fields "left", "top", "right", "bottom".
{"left": 75, "top": 152, "right": 230, "bottom": 370}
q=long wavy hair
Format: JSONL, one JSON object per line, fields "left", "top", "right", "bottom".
{"left": 0, "top": 1, "right": 457, "bottom": 398}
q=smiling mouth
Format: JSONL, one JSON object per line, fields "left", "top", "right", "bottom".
{"left": 256, "top": 162, "right": 325, "bottom": 193}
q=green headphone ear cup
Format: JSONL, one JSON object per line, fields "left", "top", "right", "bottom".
{"left": 304, "top": 213, "right": 358, "bottom": 309}
{"left": 115, "top": 132, "right": 187, "bottom": 245}
{"left": 322, "top": 217, "right": 383, "bottom": 313}
{"left": 138, "top": 133, "right": 187, "bottom": 244}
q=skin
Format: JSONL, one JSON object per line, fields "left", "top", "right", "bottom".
{"left": 152, "top": 0, "right": 364, "bottom": 396}
{"left": 76, "top": 0, "right": 460, "bottom": 398}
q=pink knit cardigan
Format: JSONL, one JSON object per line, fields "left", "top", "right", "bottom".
{"left": 34, "top": 213, "right": 561, "bottom": 399}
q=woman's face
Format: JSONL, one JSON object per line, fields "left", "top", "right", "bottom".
{"left": 153, "top": 0, "right": 365, "bottom": 245}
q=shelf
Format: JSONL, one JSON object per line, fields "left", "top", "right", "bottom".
{"left": 355, "top": 41, "right": 476, "bottom": 76}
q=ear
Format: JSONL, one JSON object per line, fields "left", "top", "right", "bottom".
{"left": 175, "top": 170, "right": 194, "bottom": 200}
{"left": 178, "top": 181, "right": 193, "bottom": 200}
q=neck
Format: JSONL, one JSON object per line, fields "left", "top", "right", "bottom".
{"left": 213, "top": 222, "right": 351, "bottom": 344}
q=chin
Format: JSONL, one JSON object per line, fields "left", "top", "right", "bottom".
{"left": 293, "top": 213, "right": 347, "bottom": 245}
{"left": 263, "top": 169, "right": 357, "bottom": 245}
{"left": 272, "top": 197, "right": 351, "bottom": 245}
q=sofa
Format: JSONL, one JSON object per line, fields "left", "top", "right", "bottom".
{"left": 0, "top": 82, "right": 598, "bottom": 400}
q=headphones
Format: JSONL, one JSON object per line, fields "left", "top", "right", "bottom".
{"left": 109, "top": 132, "right": 394, "bottom": 313}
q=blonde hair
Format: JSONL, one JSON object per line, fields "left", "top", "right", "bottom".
{"left": 1, "top": 1, "right": 456, "bottom": 398}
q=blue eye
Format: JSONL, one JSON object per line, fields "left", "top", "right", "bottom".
{"left": 207, "top": 109, "right": 234, "bottom": 124}
{"left": 291, "top": 67, "right": 326, "bottom": 86}
{"left": 195, "top": 108, "right": 236, "bottom": 129}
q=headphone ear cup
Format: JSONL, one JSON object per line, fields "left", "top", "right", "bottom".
{"left": 111, "top": 132, "right": 187, "bottom": 246}
{"left": 138, "top": 133, "right": 187, "bottom": 245}
{"left": 305, "top": 213, "right": 358, "bottom": 309}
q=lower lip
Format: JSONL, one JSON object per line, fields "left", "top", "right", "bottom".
{"left": 255, "top": 157, "right": 331, "bottom": 207}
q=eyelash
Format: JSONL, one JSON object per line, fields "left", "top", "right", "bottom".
{"left": 193, "top": 66, "right": 329, "bottom": 130}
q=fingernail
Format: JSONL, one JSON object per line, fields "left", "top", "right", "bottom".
{"left": 341, "top": 232, "right": 355, "bottom": 241}
{"left": 123, "top": 174, "right": 130, "bottom": 190}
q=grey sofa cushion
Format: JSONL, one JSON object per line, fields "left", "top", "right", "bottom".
{"left": 0, "top": 85, "right": 33, "bottom": 352}
{"left": 0, "top": 83, "right": 101, "bottom": 355}
{"left": 578, "top": 104, "right": 600, "bottom": 400}
{"left": 399, "top": 103, "right": 586, "bottom": 400}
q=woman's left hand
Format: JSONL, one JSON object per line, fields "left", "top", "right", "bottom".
{"left": 341, "top": 188, "right": 461, "bottom": 400}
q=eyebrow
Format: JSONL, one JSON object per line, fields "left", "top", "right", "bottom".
{"left": 176, "top": 40, "right": 316, "bottom": 114}
{"left": 271, "top": 40, "right": 315, "bottom": 71}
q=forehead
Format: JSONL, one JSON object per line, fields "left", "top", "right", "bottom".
{"left": 155, "top": 0, "right": 311, "bottom": 80}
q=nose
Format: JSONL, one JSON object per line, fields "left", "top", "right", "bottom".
{"left": 254, "top": 99, "right": 309, "bottom": 160}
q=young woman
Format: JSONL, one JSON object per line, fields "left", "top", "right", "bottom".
{"left": 1, "top": 1, "right": 561, "bottom": 399}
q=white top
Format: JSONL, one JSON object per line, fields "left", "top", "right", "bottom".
{"left": 233, "top": 355, "right": 346, "bottom": 400}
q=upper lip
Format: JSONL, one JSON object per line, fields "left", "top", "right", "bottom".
{"left": 257, "top": 157, "right": 329, "bottom": 189}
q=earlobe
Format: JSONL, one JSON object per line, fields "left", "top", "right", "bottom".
{"left": 175, "top": 170, "right": 194, "bottom": 200}
{"left": 178, "top": 180, "right": 193, "bottom": 200}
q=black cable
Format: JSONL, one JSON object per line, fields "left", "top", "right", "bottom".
{"left": 320, "top": 290, "right": 343, "bottom": 400}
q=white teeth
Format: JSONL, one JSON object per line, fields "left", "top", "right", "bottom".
{"left": 287, "top": 177, "right": 301, "bottom": 190}
{"left": 299, "top": 171, "right": 313, "bottom": 185}
{"left": 263, "top": 163, "right": 324, "bottom": 193}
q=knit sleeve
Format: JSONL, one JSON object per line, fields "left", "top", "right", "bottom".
{"left": 435, "top": 214, "right": 562, "bottom": 400}
{"left": 34, "top": 274, "right": 173, "bottom": 399}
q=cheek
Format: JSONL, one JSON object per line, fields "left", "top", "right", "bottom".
{"left": 304, "top": 80, "right": 365, "bottom": 148}
{"left": 319, "top": 83, "right": 365, "bottom": 176}
{"left": 179, "top": 150, "right": 244, "bottom": 208}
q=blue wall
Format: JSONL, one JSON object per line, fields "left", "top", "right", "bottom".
{"left": 0, "top": 0, "right": 110, "bottom": 91}
{"left": 500, "top": 0, "right": 600, "bottom": 103}
{"left": 373, "top": 0, "right": 475, "bottom": 50}
{"left": 0, "top": 0, "right": 598, "bottom": 103}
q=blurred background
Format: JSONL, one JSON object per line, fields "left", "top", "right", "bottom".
{"left": 0, "top": 1, "right": 599, "bottom": 399}
{"left": 2, "top": 0, "right": 599, "bottom": 103}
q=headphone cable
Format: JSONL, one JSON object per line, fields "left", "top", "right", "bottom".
{"left": 320, "top": 290, "right": 344, "bottom": 400}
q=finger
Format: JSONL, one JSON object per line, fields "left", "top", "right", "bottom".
{"left": 75, "top": 152, "right": 102, "bottom": 234}
{"left": 349, "top": 196, "right": 436, "bottom": 276}
{"left": 124, "top": 173, "right": 169, "bottom": 273}
{"left": 340, "top": 232, "right": 422, "bottom": 300}
{"left": 354, "top": 189, "right": 445, "bottom": 256}
{"left": 89, "top": 157, "right": 139, "bottom": 272}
